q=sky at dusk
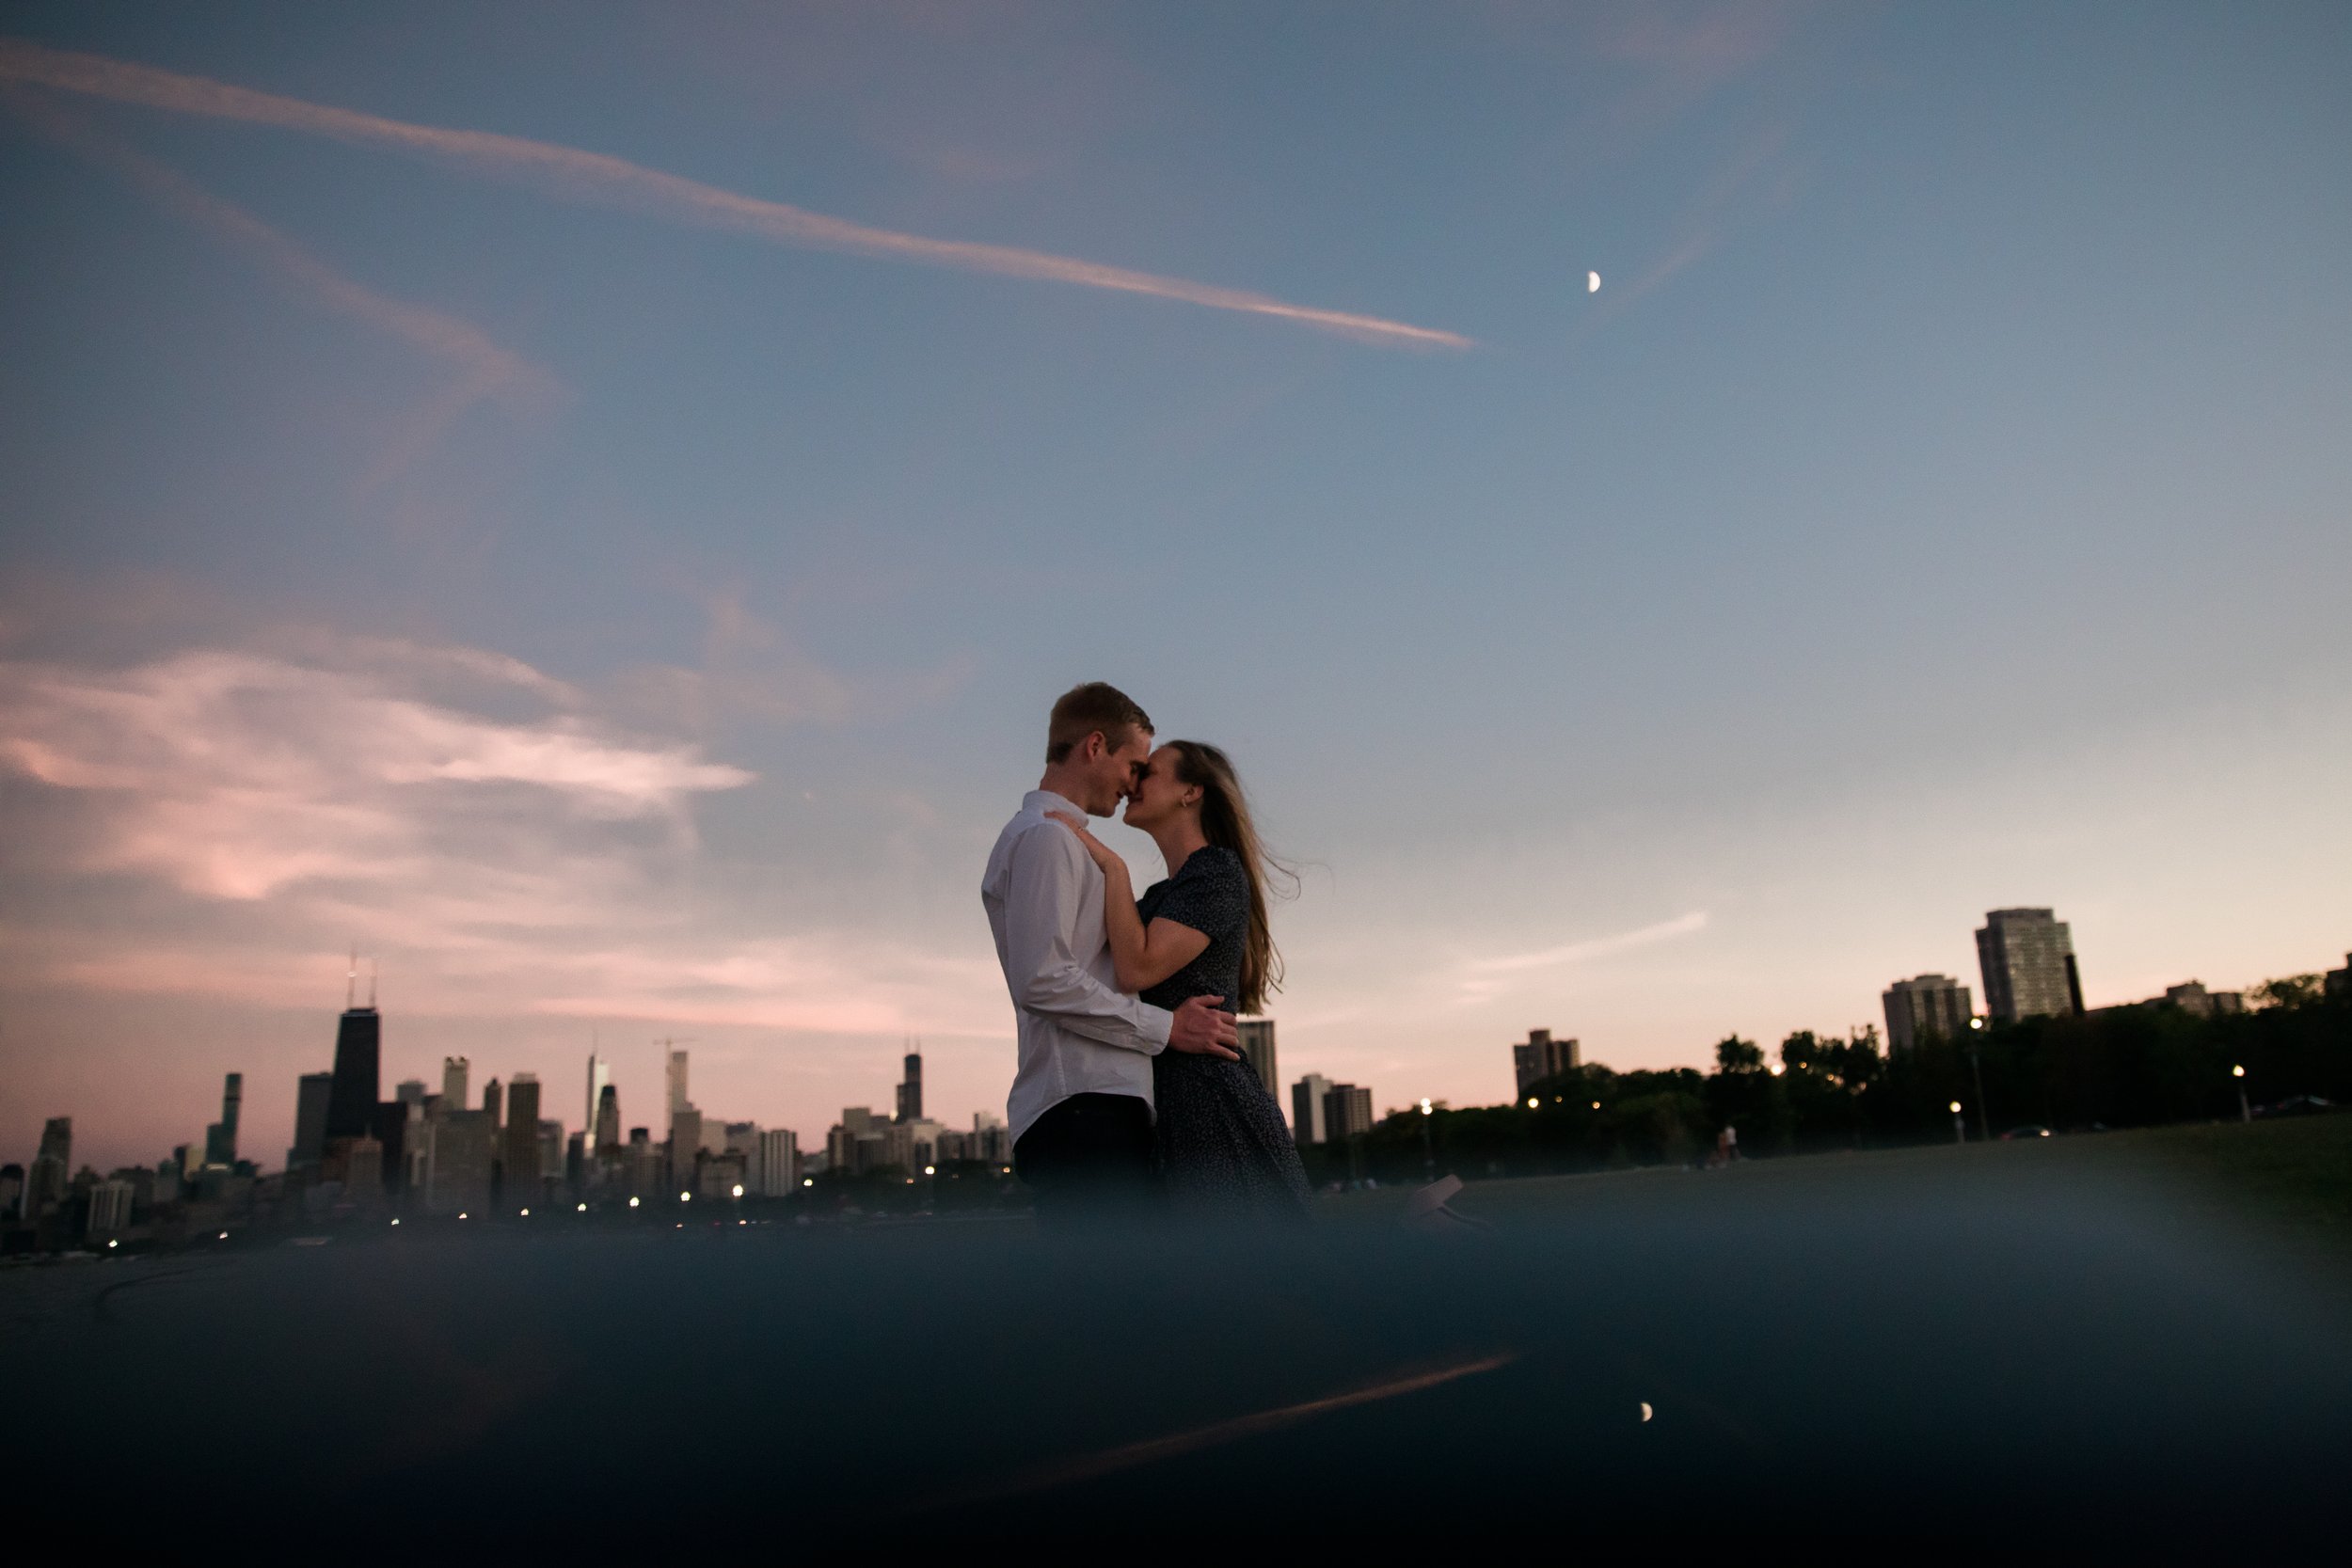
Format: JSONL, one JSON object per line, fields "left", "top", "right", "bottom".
{"left": 3, "top": 2, "right": 2346, "bottom": 1171}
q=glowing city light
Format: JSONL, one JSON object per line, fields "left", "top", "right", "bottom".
{"left": 1419, "top": 1099, "right": 1432, "bottom": 1116}
{"left": 2233, "top": 1065, "right": 2246, "bottom": 1078}
{"left": 731, "top": 1183, "right": 744, "bottom": 1198}
{"left": 519, "top": 1207, "right": 530, "bottom": 1216}
{"left": 107, "top": 1239, "right": 119, "bottom": 1248}
{"left": 680, "top": 1192, "right": 691, "bottom": 1202}
{"left": 577, "top": 1202, "right": 587, "bottom": 1212}
{"left": 1526, "top": 1097, "right": 1539, "bottom": 1109}
{"left": 923, "top": 1164, "right": 936, "bottom": 1176}
{"left": 389, "top": 1218, "right": 400, "bottom": 1227}
{"left": 628, "top": 1196, "right": 640, "bottom": 1208}
{"left": 802, "top": 1178, "right": 814, "bottom": 1188}
{"left": 1949, "top": 1101, "right": 1963, "bottom": 1114}
{"left": 457, "top": 1213, "right": 468, "bottom": 1221}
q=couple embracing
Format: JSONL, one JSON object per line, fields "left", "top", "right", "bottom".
{"left": 981, "top": 682, "right": 1311, "bottom": 1226}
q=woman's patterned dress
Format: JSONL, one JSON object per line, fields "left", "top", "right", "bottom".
{"left": 1137, "top": 846, "right": 1312, "bottom": 1222}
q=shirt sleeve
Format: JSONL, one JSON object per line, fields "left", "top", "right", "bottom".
{"left": 1146, "top": 848, "right": 1248, "bottom": 942}
{"left": 1003, "top": 823, "right": 1173, "bottom": 1054}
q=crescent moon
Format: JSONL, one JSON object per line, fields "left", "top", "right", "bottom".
{"left": 1588, "top": 271, "right": 1601, "bottom": 293}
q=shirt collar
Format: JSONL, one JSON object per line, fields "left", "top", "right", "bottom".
{"left": 1024, "top": 788, "right": 1087, "bottom": 819}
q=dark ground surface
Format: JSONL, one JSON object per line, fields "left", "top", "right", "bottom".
{"left": 6, "top": 1118, "right": 2349, "bottom": 1554}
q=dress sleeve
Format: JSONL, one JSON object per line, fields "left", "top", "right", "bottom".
{"left": 1149, "top": 848, "right": 1248, "bottom": 942}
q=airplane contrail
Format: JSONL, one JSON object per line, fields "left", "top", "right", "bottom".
{"left": 7, "top": 91, "right": 561, "bottom": 407}
{"left": 0, "top": 38, "right": 1473, "bottom": 350}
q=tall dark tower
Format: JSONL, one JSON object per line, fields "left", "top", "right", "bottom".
{"left": 595, "top": 1084, "right": 621, "bottom": 1153}
{"left": 896, "top": 1050, "right": 923, "bottom": 1124}
{"left": 203, "top": 1072, "right": 243, "bottom": 1166}
{"left": 504, "top": 1074, "right": 542, "bottom": 1198}
{"left": 326, "top": 1006, "right": 381, "bottom": 1142}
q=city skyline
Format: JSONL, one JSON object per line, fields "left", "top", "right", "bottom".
{"left": 3, "top": 6, "right": 2347, "bottom": 1168}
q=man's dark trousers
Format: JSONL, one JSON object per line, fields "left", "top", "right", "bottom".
{"left": 1013, "top": 1092, "right": 1155, "bottom": 1227}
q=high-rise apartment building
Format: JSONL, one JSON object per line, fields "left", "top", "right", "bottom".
{"left": 670, "top": 1106, "right": 703, "bottom": 1192}
{"left": 595, "top": 1085, "right": 621, "bottom": 1153}
{"left": 585, "top": 1053, "right": 612, "bottom": 1144}
{"left": 1512, "top": 1030, "right": 1580, "bottom": 1096}
{"left": 441, "top": 1056, "right": 470, "bottom": 1108}
{"left": 421, "top": 1109, "right": 496, "bottom": 1213}
{"left": 1882, "top": 975, "right": 1975, "bottom": 1053}
{"left": 1323, "top": 1084, "right": 1374, "bottom": 1142}
{"left": 87, "top": 1179, "right": 135, "bottom": 1235}
{"left": 290, "top": 1072, "right": 333, "bottom": 1170}
{"left": 1236, "top": 1021, "right": 1278, "bottom": 1099}
{"left": 326, "top": 1003, "right": 381, "bottom": 1142}
{"left": 755, "top": 1129, "right": 799, "bottom": 1196}
{"left": 503, "top": 1075, "right": 542, "bottom": 1198}
{"left": 1976, "top": 909, "right": 2083, "bottom": 1023}
{"left": 203, "top": 1072, "right": 242, "bottom": 1167}
{"left": 1290, "top": 1074, "right": 1333, "bottom": 1146}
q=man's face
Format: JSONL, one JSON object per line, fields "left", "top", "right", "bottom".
{"left": 1085, "top": 728, "right": 1153, "bottom": 817}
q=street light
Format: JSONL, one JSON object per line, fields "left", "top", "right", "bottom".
{"left": 1525, "top": 1096, "right": 1538, "bottom": 1110}
{"left": 1949, "top": 1100, "right": 1965, "bottom": 1145}
{"left": 1418, "top": 1099, "right": 1435, "bottom": 1182}
{"left": 1966, "top": 1017, "right": 1993, "bottom": 1143}
{"left": 2233, "top": 1064, "right": 2250, "bottom": 1123}
{"left": 628, "top": 1196, "right": 640, "bottom": 1208}
{"left": 731, "top": 1183, "right": 744, "bottom": 1199}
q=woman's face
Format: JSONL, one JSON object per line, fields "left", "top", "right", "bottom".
{"left": 1120, "top": 746, "right": 1197, "bottom": 831}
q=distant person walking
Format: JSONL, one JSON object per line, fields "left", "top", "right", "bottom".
{"left": 982, "top": 683, "right": 1241, "bottom": 1226}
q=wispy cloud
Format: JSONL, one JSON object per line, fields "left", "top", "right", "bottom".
{"left": 1454, "top": 911, "right": 1709, "bottom": 1003}
{"left": 0, "top": 38, "right": 1472, "bottom": 351}
{"left": 0, "top": 621, "right": 1003, "bottom": 1043}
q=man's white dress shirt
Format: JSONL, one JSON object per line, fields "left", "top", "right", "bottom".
{"left": 983, "top": 789, "right": 1173, "bottom": 1143}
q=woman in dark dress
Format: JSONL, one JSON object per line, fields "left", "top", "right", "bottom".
{"left": 1046, "top": 741, "right": 1311, "bottom": 1222}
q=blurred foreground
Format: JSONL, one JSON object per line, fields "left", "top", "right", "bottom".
{"left": 6, "top": 1123, "right": 2348, "bottom": 1551}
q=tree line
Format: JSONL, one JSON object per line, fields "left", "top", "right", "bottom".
{"left": 1303, "top": 974, "right": 2350, "bottom": 1186}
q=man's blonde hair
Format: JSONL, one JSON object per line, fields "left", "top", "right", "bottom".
{"left": 1045, "top": 682, "right": 1152, "bottom": 764}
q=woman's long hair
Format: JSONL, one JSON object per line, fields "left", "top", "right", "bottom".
{"left": 1166, "top": 740, "right": 1296, "bottom": 1015}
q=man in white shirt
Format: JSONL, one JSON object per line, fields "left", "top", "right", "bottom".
{"left": 982, "top": 682, "right": 1241, "bottom": 1223}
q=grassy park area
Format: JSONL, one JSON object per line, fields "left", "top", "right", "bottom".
{"left": 1319, "top": 1112, "right": 2352, "bottom": 1275}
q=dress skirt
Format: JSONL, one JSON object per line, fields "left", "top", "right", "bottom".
{"left": 1152, "top": 1052, "right": 1313, "bottom": 1221}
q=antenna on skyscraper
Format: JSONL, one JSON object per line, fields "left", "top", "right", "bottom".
{"left": 346, "top": 944, "right": 358, "bottom": 1009}
{"left": 367, "top": 958, "right": 378, "bottom": 1009}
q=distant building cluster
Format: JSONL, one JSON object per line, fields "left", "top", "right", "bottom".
{"left": 1880, "top": 907, "right": 2271, "bottom": 1054}
{"left": 807, "top": 1051, "right": 1015, "bottom": 1180}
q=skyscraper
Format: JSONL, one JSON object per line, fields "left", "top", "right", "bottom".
{"left": 755, "top": 1129, "right": 799, "bottom": 1196}
{"left": 203, "top": 1072, "right": 242, "bottom": 1167}
{"left": 670, "top": 1107, "right": 703, "bottom": 1192}
{"left": 1976, "top": 909, "right": 2083, "bottom": 1024}
{"left": 504, "top": 1074, "right": 542, "bottom": 1199}
{"left": 595, "top": 1084, "right": 621, "bottom": 1153}
{"left": 897, "top": 1051, "right": 923, "bottom": 1123}
{"left": 667, "top": 1050, "right": 691, "bottom": 1124}
{"left": 1323, "top": 1084, "right": 1374, "bottom": 1142}
{"left": 1236, "top": 1020, "right": 1278, "bottom": 1099}
{"left": 1882, "top": 975, "right": 1975, "bottom": 1053}
{"left": 1512, "top": 1030, "right": 1580, "bottom": 1096}
{"left": 585, "top": 1053, "right": 612, "bottom": 1145}
{"left": 24, "top": 1117, "right": 71, "bottom": 1217}
{"left": 325, "top": 1002, "right": 381, "bottom": 1143}
{"left": 442, "top": 1056, "right": 470, "bottom": 1108}
{"left": 290, "top": 1071, "right": 333, "bottom": 1170}
{"left": 484, "top": 1077, "right": 503, "bottom": 1133}
{"left": 1291, "top": 1073, "right": 1333, "bottom": 1146}
{"left": 421, "top": 1110, "right": 495, "bottom": 1214}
